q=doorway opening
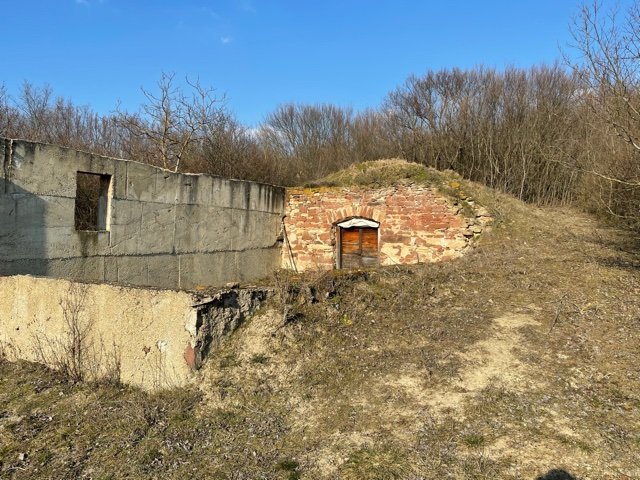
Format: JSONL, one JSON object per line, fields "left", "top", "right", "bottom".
{"left": 336, "top": 218, "right": 379, "bottom": 269}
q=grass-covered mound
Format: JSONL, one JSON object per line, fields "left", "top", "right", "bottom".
{"left": 304, "top": 158, "right": 483, "bottom": 220}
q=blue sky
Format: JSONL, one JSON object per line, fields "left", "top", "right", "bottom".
{"left": 1, "top": 0, "right": 628, "bottom": 126}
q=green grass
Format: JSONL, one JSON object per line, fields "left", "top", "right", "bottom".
{"left": 462, "top": 433, "right": 486, "bottom": 448}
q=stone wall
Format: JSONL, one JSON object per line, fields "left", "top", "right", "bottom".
{"left": 283, "top": 182, "right": 486, "bottom": 271}
{"left": 0, "top": 138, "right": 285, "bottom": 289}
{"left": 0, "top": 275, "right": 268, "bottom": 389}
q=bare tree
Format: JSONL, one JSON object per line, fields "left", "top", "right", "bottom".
{"left": 0, "top": 84, "right": 11, "bottom": 135}
{"left": 116, "top": 72, "right": 229, "bottom": 172}
{"left": 383, "top": 65, "right": 583, "bottom": 204}
{"left": 258, "top": 103, "right": 355, "bottom": 184}
{"left": 571, "top": 1, "right": 640, "bottom": 155}
{"left": 568, "top": 1, "right": 640, "bottom": 222}
{"left": 349, "top": 109, "right": 398, "bottom": 162}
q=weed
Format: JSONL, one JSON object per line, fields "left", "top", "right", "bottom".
{"left": 340, "top": 446, "right": 411, "bottom": 480}
{"left": 555, "top": 434, "right": 595, "bottom": 453}
{"left": 219, "top": 353, "right": 240, "bottom": 368}
{"left": 462, "top": 433, "right": 486, "bottom": 448}
{"left": 31, "top": 283, "right": 122, "bottom": 385}
{"left": 250, "top": 354, "right": 269, "bottom": 364}
{"left": 277, "top": 458, "right": 301, "bottom": 480}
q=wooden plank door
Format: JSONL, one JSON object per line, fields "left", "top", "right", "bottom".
{"left": 340, "top": 227, "right": 379, "bottom": 268}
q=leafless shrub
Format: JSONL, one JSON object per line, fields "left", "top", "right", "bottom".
{"left": 567, "top": 0, "right": 640, "bottom": 226}
{"left": 31, "top": 283, "right": 121, "bottom": 385}
{"left": 258, "top": 103, "right": 356, "bottom": 184}
{"left": 384, "top": 64, "right": 584, "bottom": 205}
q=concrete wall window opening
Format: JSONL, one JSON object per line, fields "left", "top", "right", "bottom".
{"left": 75, "top": 172, "right": 111, "bottom": 231}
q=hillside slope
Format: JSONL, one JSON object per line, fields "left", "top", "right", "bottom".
{"left": 1, "top": 176, "right": 639, "bottom": 479}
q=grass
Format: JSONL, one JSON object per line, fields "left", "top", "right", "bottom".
{"left": 250, "top": 353, "right": 270, "bottom": 364}
{"left": 1, "top": 174, "right": 640, "bottom": 478}
{"left": 302, "top": 158, "right": 480, "bottom": 218}
{"left": 462, "top": 433, "right": 486, "bottom": 448}
{"left": 303, "top": 159, "right": 440, "bottom": 188}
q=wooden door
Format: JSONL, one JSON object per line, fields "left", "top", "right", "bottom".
{"left": 340, "top": 227, "right": 379, "bottom": 268}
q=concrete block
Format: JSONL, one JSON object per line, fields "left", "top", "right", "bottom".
{"left": 0, "top": 258, "right": 48, "bottom": 276}
{"left": 210, "top": 177, "right": 231, "bottom": 208}
{"left": 178, "top": 251, "right": 236, "bottom": 289}
{"left": 25, "top": 228, "right": 109, "bottom": 260}
{"left": 13, "top": 193, "right": 48, "bottom": 229}
{"left": 42, "top": 196, "right": 75, "bottom": 228}
{"left": 71, "top": 231, "right": 111, "bottom": 257}
{"left": 113, "top": 255, "right": 148, "bottom": 286}
{"left": 0, "top": 226, "right": 48, "bottom": 260}
{"left": 227, "top": 179, "right": 251, "bottom": 210}
{"left": 87, "top": 153, "right": 117, "bottom": 176}
{"left": 174, "top": 205, "right": 234, "bottom": 254}
{"left": 154, "top": 170, "right": 180, "bottom": 204}
{"left": 104, "top": 256, "right": 118, "bottom": 283}
{"left": 47, "top": 256, "right": 106, "bottom": 283}
{"left": 112, "top": 159, "right": 128, "bottom": 200}
{"left": 139, "top": 203, "right": 176, "bottom": 254}
{"left": 146, "top": 255, "right": 180, "bottom": 289}
{"left": 248, "top": 182, "right": 285, "bottom": 213}
{"left": 106, "top": 254, "right": 179, "bottom": 289}
{"left": 7, "top": 142, "right": 76, "bottom": 197}
{"left": 235, "top": 247, "right": 280, "bottom": 282}
{"left": 233, "top": 211, "right": 281, "bottom": 250}
{"left": 0, "top": 196, "right": 16, "bottom": 235}
{"left": 125, "top": 161, "right": 158, "bottom": 202}
{"left": 109, "top": 199, "right": 142, "bottom": 255}
{"left": 177, "top": 174, "right": 212, "bottom": 205}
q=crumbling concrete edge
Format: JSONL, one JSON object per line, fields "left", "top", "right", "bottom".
{"left": 183, "top": 287, "right": 271, "bottom": 370}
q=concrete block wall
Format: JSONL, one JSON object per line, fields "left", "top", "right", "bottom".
{"left": 283, "top": 182, "right": 484, "bottom": 271}
{"left": 0, "top": 138, "right": 285, "bottom": 289}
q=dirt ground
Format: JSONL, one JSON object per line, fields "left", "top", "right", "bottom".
{"left": 1, "top": 178, "right": 639, "bottom": 479}
{"left": 198, "top": 185, "right": 640, "bottom": 479}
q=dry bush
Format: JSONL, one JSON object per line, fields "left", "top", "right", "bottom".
{"left": 384, "top": 64, "right": 584, "bottom": 205}
{"left": 567, "top": 0, "right": 640, "bottom": 227}
{"left": 31, "top": 283, "right": 121, "bottom": 385}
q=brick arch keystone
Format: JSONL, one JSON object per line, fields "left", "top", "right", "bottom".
{"left": 328, "top": 205, "right": 385, "bottom": 224}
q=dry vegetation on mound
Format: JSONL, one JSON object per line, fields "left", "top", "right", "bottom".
{"left": 1, "top": 179, "right": 639, "bottom": 479}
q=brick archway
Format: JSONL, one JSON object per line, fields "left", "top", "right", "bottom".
{"left": 328, "top": 205, "right": 385, "bottom": 224}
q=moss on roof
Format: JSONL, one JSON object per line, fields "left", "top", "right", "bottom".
{"left": 304, "top": 159, "right": 446, "bottom": 188}
{"left": 301, "top": 159, "right": 477, "bottom": 216}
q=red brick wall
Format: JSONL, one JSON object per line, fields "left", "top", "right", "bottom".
{"left": 282, "top": 183, "right": 475, "bottom": 271}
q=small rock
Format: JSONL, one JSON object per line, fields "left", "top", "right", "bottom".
{"left": 225, "top": 282, "right": 240, "bottom": 289}
{"left": 18, "top": 452, "right": 27, "bottom": 462}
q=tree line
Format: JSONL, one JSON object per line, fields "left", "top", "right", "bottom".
{"left": 1, "top": 2, "right": 638, "bottom": 228}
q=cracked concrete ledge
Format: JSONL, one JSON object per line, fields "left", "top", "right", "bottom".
{"left": 0, "top": 275, "right": 270, "bottom": 390}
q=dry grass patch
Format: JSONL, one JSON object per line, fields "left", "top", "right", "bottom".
{"left": 1, "top": 178, "right": 639, "bottom": 478}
